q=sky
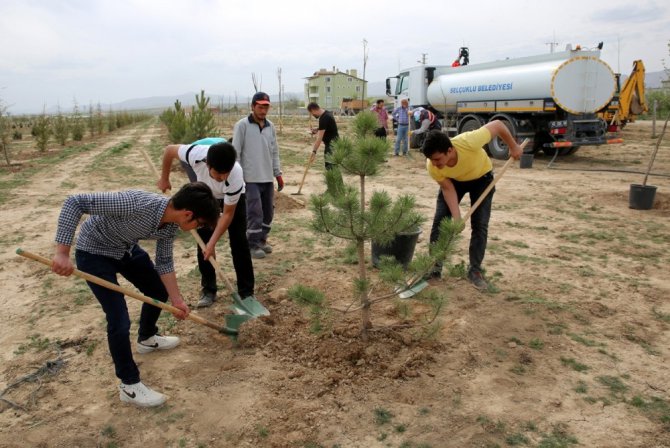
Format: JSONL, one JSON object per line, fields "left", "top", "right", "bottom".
{"left": 1, "top": 0, "right": 669, "bottom": 114}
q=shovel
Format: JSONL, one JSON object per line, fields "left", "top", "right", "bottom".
{"left": 462, "top": 138, "right": 529, "bottom": 221}
{"left": 16, "top": 249, "right": 249, "bottom": 336}
{"left": 398, "top": 138, "right": 529, "bottom": 299}
{"left": 292, "top": 151, "right": 316, "bottom": 196}
{"left": 189, "top": 232, "right": 270, "bottom": 317}
{"left": 141, "top": 147, "right": 269, "bottom": 317}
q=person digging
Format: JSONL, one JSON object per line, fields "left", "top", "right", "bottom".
{"left": 51, "top": 183, "right": 220, "bottom": 407}
{"left": 158, "top": 141, "right": 256, "bottom": 309}
{"left": 422, "top": 121, "right": 522, "bottom": 290}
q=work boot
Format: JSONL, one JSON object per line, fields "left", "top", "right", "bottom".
{"left": 119, "top": 382, "right": 166, "bottom": 407}
{"left": 260, "top": 243, "right": 273, "bottom": 254}
{"left": 467, "top": 270, "right": 488, "bottom": 291}
{"left": 137, "top": 334, "right": 180, "bottom": 354}
{"left": 250, "top": 247, "right": 266, "bottom": 259}
{"left": 196, "top": 290, "right": 216, "bottom": 308}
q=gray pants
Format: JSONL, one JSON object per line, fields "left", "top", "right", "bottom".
{"left": 245, "top": 182, "right": 274, "bottom": 249}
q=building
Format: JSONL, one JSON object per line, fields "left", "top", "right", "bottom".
{"left": 304, "top": 67, "right": 367, "bottom": 113}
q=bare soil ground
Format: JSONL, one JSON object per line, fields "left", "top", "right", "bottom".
{"left": 0, "top": 117, "right": 669, "bottom": 448}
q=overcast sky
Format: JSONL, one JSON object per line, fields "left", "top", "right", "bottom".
{"left": 1, "top": 0, "right": 669, "bottom": 114}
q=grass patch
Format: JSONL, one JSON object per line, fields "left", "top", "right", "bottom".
{"left": 652, "top": 307, "right": 670, "bottom": 323}
{"left": 537, "top": 424, "right": 578, "bottom": 447}
{"left": 560, "top": 357, "right": 589, "bottom": 372}
{"left": 567, "top": 332, "right": 604, "bottom": 348}
{"left": 14, "top": 333, "right": 52, "bottom": 355}
{"left": 597, "top": 375, "right": 628, "bottom": 398}
{"left": 287, "top": 284, "right": 328, "bottom": 333}
{"left": 374, "top": 407, "right": 394, "bottom": 425}
{"left": 529, "top": 338, "right": 544, "bottom": 350}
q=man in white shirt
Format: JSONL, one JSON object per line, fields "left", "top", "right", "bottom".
{"left": 158, "top": 141, "right": 255, "bottom": 308}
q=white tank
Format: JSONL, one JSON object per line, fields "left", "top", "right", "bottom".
{"left": 426, "top": 50, "right": 616, "bottom": 115}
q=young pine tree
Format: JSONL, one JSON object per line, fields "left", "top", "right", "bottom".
{"left": 52, "top": 107, "right": 69, "bottom": 146}
{"left": 33, "top": 109, "right": 52, "bottom": 152}
{"left": 71, "top": 101, "right": 85, "bottom": 141}
{"left": 310, "top": 111, "right": 460, "bottom": 340}
{"left": 186, "top": 90, "right": 218, "bottom": 142}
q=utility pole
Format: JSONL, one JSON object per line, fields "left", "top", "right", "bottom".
{"left": 362, "top": 38, "right": 368, "bottom": 108}
{"left": 545, "top": 32, "right": 559, "bottom": 53}
{"left": 417, "top": 53, "right": 428, "bottom": 64}
{"left": 277, "top": 67, "right": 283, "bottom": 134}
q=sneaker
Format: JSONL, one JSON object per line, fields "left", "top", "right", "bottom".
{"left": 196, "top": 291, "right": 216, "bottom": 308}
{"left": 468, "top": 270, "right": 488, "bottom": 291}
{"left": 250, "top": 247, "right": 266, "bottom": 259}
{"left": 119, "top": 382, "right": 166, "bottom": 407}
{"left": 260, "top": 243, "right": 273, "bottom": 254}
{"left": 137, "top": 334, "right": 180, "bottom": 354}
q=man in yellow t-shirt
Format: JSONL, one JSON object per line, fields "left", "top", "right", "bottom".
{"left": 422, "top": 121, "right": 522, "bottom": 290}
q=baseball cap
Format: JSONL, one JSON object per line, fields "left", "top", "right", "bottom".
{"left": 252, "top": 91, "right": 270, "bottom": 105}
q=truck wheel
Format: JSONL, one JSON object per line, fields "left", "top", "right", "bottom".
{"left": 459, "top": 118, "right": 482, "bottom": 134}
{"left": 487, "top": 119, "right": 515, "bottom": 160}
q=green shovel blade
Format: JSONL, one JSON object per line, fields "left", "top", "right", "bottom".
{"left": 396, "top": 279, "right": 429, "bottom": 299}
{"left": 231, "top": 294, "right": 270, "bottom": 317}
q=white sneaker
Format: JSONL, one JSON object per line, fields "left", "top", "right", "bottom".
{"left": 137, "top": 334, "right": 180, "bottom": 354}
{"left": 119, "top": 382, "right": 166, "bottom": 407}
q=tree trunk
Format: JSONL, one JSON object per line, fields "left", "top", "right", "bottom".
{"left": 357, "top": 240, "right": 369, "bottom": 340}
{"left": 2, "top": 143, "right": 10, "bottom": 166}
{"left": 358, "top": 174, "right": 369, "bottom": 339}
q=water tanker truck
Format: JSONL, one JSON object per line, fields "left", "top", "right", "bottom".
{"left": 386, "top": 45, "right": 623, "bottom": 159}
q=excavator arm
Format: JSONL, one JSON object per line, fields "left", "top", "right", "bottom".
{"left": 618, "top": 60, "right": 647, "bottom": 120}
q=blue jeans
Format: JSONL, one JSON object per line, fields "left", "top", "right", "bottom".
{"left": 245, "top": 182, "right": 274, "bottom": 249}
{"left": 429, "top": 171, "right": 494, "bottom": 275}
{"left": 395, "top": 124, "right": 409, "bottom": 155}
{"left": 76, "top": 246, "right": 168, "bottom": 384}
{"left": 197, "top": 195, "right": 254, "bottom": 297}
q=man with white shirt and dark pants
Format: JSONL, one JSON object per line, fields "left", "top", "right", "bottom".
{"left": 158, "top": 140, "right": 255, "bottom": 308}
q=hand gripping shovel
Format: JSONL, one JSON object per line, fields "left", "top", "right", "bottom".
{"left": 397, "top": 138, "right": 529, "bottom": 299}
{"left": 16, "top": 249, "right": 245, "bottom": 336}
{"left": 141, "top": 146, "right": 269, "bottom": 318}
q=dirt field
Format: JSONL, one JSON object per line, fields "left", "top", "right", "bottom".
{"left": 0, "top": 116, "right": 668, "bottom": 448}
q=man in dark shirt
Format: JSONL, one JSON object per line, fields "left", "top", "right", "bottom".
{"left": 307, "top": 102, "right": 339, "bottom": 171}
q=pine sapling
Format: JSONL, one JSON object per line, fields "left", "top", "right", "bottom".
{"left": 310, "top": 110, "right": 456, "bottom": 340}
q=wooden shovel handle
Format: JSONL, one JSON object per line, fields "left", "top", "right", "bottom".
{"left": 16, "top": 248, "right": 227, "bottom": 333}
{"left": 296, "top": 152, "right": 316, "bottom": 195}
{"left": 462, "top": 139, "right": 529, "bottom": 222}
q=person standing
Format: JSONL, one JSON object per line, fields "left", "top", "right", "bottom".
{"left": 51, "top": 183, "right": 220, "bottom": 407}
{"left": 370, "top": 99, "right": 389, "bottom": 139}
{"left": 392, "top": 99, "right": 410, "bottom": 156}
{"left": 307, "top": 102, "right": 339, "bottom": 170}
{"left": 232, "top": 92, "right": 283, "bottom": 259}
{"left": 421, "top": 121, "right": 522, "bottom": 290}
{"left": 158, "top": 141, "right": 256, "bottom": 308}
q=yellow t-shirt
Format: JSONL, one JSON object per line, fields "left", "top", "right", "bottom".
{"left": 426, "top": 127, "right": 493, "bottom": 182}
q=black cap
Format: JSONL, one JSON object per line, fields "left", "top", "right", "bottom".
{"left": 252, "top": 91, "right": 270, "bottom": 105}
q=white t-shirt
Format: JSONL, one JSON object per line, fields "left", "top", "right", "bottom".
{"left": 177, "top": 145, "right": 245, "bottom": 206}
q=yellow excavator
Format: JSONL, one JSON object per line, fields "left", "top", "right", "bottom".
{"left": 601, "top": 60, "right": 647, "bottom": 131}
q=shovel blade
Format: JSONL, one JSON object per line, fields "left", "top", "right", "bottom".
{"left": 231, "top": 294, "right": 270, "bottom": 317}
{"left": 396, "top": 279, "right": 429, "bottom": 299}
